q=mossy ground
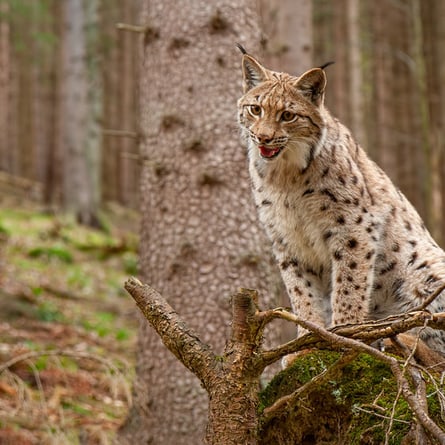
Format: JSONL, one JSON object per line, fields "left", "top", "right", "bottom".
{"left": 0, "top": 202, "right": 139, "bottom": 444}
{"left": 259, "top": 350, "right": 445, "bottom": 444}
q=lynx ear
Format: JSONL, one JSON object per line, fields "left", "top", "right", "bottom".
{"left": 295, "top": 68, "right": 327, "bottom": 106}
{"left": 241, "top": 55, "right": 269, "bottom": 93}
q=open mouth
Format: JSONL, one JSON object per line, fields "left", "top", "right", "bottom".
{"left": 259, "top": 145, "right": 283, "bottom": 159}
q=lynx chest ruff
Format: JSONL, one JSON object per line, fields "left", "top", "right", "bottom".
{"left": 250, "top": 153, "right": 331, "bottom": 274}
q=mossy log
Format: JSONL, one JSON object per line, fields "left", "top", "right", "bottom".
{"left": 259, "top": 350, "right": 445, "bottom": 445}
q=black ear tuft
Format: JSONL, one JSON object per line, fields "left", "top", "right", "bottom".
{"left": 319, "top": 61, "right": 335, "bottom": 70}
{"left": 236, "top": 43, "right": 248, "bottom": 55}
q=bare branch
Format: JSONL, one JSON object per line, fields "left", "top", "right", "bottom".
{"left": 124, "top": 277, "right": 219, "bottom": 388}
{"left": 412, "top": 282, "right": 445, "bottom": 311}
{"left": 353, "top": 406, "right": 410, "bottom": 424}
{"left": 259, "top": 308, "right": 445, "bottom": 368}
{"left": 116, "top": 23, "right": 147, "bottom": 33}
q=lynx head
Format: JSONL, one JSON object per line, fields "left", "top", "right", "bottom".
{"left": 238, "top": 52, "right": 328, "bottom": 171}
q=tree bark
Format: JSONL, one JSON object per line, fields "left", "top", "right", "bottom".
{"left": 206, "top": 290, "right": 262, "bottom": 445}
{"left": 119, "top": 1, "right": 280, "bottom": 444}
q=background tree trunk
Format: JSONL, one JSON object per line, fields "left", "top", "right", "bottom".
{"left": 100, "top": 0, "right": 140, "bottom": 208}
{"left": 118, "top": 1, "right": 281, "bottom": 443}
{"left": 346, "top": 0, "right": 364, "bottom": 145}
{"left": 0, "top": 2, "right": 10, "bottom": 172}
{"left": 415, "top": 0, "right": 443, "bottom": 244}
{"left": 43, "top": 0, "right": 62, "bottom": 207}
{"left": 84, "top": 0, "right": 102, "bottom": 219}
{"left": 259, "top": 0, "right": 312, "bottom": 74}
{"left": 60, "top": 0, "right": 99, "bottom": 226}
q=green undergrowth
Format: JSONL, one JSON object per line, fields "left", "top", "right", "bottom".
{"left": 0, "top": 204, "right": 139, "bottom": 444}
{"left": 259, "top": 350, "right": 445, "bottom": 444}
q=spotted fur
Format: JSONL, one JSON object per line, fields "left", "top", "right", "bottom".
{"left": 237, "top": 53, "right": 445, "bottom": 355}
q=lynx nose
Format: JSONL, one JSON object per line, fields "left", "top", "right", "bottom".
{"left": 257, "top": 133, "right": 273, "bottom": 145}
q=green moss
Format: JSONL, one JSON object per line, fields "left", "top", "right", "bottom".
{"left": 28, "top": 245, "right": 73, "bottom": 263}
{"left": 259, "top": 351, "right": 444, "bottom": 445}
{"left": 0, "top": 221, "right": 10, "bottom": 235}
{"left": 259, "top": 350, "right": 340, "bottom": 412}
{"left": 37, "top": 301, "right": 64, "bottom": 322}
{"left": 123, "top": 252, "right": 138, "bottom": 275}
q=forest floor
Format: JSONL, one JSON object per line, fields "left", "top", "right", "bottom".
{"left": 0, "top": 197, "right": 140, "bottom": 444}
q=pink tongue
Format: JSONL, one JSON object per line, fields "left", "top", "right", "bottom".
{"left": 259, "top": 146, "right": 279, "bottom": 158}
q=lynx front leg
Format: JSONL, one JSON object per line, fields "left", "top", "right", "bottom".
{"left": 278, "top": 257, "right": 329, "bottom": 330}
{"left": 329, "top": 237, "right": 376, "bottom": 326}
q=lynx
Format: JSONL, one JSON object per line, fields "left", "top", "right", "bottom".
{"left": 237, "top": 48, "right": 445, "bottom": 357}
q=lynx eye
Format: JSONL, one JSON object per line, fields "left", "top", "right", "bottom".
{"left": 281, "top": 110, "right": 297, "bottom": 122}
{"left": 248, "top": 105, "right": 262, "bottom": 117}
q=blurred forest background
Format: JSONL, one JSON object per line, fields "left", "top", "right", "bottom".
{"left": 2, "top": 0, "right": 445, "bottom": 240}
{"left": 2, "top": 0, "right": 445, "bottom": 443}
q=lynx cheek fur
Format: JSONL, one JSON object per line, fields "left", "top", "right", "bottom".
{"left": 237, "top": 50, "right": 445, "bottom": 355}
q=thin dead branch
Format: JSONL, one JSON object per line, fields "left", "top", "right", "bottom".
{"left": 258, "top": 308, "right": 445, "bottom": 368}
{"left": 116, "top": 23, "right": 147, "bottom": 33}
{"left": 353, "top": 406, "right": 410, "bottom": 425}
{"left": 412, "top": 282, "right": 445, "bottom": 311}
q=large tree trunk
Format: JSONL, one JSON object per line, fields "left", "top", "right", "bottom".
{"left": 119, "top": 1, "right": 280, "bottom": 444}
